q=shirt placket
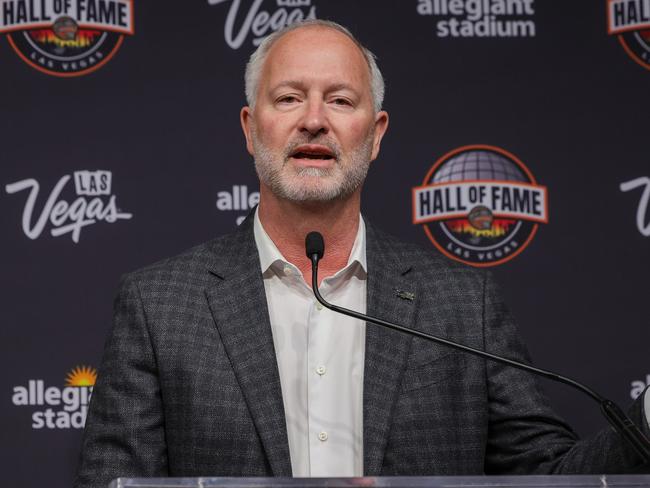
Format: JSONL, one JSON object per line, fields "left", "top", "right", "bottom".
{"left": 307, "top": 279, "right": 334, "bottom": 475}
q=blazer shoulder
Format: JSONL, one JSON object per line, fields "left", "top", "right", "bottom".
{"left": 120, "top": 228, "right": 246, "bottom": 290}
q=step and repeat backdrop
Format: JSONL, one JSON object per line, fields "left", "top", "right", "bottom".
{"left": 1, "top": 0, "right": 649, "bottom": 486}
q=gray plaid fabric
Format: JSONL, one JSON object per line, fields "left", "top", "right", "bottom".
{"left": 74, "top": 216, "right": 650, "bottom": 488}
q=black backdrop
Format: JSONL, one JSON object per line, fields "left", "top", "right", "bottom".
{"left": 1, "top": 1, "right": 649, "bottom": 486}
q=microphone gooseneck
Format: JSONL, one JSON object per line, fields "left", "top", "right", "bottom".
{"left": 304, "top": 231, "right": 650, "bottom": 464}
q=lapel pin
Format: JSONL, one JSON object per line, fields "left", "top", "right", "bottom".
{"left": 395, "top": 289, "right": 415, "bottom": 301}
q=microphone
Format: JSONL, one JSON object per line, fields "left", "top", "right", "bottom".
{"left": 305, "top": 231, "right": 324, "bottom": 261}
{"left": 304, "top": 231, "right": 650, "bottom": 464}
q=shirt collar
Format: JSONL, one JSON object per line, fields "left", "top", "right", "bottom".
{"left": 253, "top": 206, "right": 367, "bottom": 275}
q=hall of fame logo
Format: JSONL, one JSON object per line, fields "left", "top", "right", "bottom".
{"left": 0, "top": 0, "right": 134, "bottom": 77}
{"left": 608, "top": 0, "right": 650, "bottom": 71}
{"left": 206, "top": 0, "right": 316, "bottom": 50}
{"left": 412, "top": 145, "right": 548, "bottom": 267}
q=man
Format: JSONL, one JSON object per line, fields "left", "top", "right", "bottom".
{"left": 75, "top": 20, "right": 650, "bottom": 488}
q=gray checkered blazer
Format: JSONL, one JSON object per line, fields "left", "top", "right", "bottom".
{"left": 75, "top": 216, "right": 650, "bottom": 488}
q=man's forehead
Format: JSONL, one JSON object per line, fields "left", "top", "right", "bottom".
{"left": 262, "top": 26, "right": 370, "bottom": 81}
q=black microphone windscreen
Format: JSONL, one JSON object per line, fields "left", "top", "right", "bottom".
{"left": 305, "top": 232, "right": 325, "bottom": 260}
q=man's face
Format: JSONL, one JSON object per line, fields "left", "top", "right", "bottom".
{"left": 241, "top": 26, "right": 388, "bottom": 203}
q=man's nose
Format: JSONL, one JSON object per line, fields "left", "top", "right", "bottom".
{"left": 299, "top": 99, "right": 329, "bottom": 136}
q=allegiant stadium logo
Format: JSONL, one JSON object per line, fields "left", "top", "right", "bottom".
{"left": 608, "top": 0, "right": 650, "bottom": 71}
{"left": 412, "top": 145, "right": 548, "bottom": 267}
{"left": 0, "top": 0, "right": 134, "bottom": 77}
{"left": 11, "top": 365, "right": 97, "bottom": 429}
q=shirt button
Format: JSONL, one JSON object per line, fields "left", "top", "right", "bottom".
{"left": 315, "top": 302, "right": 323, "bottom": 311}
{"left": 318, "top": 431, "right": 328, "bottom": 442}
{"left": 316, "top": 366, "right": 326, "bottom": 376}
{"left": 283, "top": 265, "right": 293, "bottom": 275}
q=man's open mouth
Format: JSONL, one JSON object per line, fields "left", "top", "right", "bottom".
{"left": 290, "top": 145, "right": 336, "bottom": 160}
{"left": 292, "top": 153, "right": 333, "bottom": 160}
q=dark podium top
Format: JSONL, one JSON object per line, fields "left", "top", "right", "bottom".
{"left": 109, "top": 475, "right": 650, "bottom": 488}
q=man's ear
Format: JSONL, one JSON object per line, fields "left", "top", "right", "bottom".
{"left": 240, "top": 106, "right": 255, "bottom": 157}
{"left": 370, "top": 110, "right": 389, "bottom": 162}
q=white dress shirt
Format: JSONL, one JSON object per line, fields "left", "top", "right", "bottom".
{"left": 253, "top": 209, "right": 366, "bottom": 477}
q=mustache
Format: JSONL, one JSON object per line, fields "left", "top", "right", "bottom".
{"left": 284, "top": 137, "right": 341, "bottom": 160}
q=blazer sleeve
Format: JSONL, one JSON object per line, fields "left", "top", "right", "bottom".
{"left": 74, "top": 273, "right": 168, "bottom": 488}
{"left": 481, "top": 271, "right": 650, "bottom": 474}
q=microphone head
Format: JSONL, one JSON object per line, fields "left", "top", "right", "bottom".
{"left": 305, "top": 232, "right": 325, "bottom": 260}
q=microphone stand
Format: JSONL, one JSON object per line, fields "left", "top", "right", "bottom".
{"left": 306, "top": 234, "right": 650, "bottom": 464}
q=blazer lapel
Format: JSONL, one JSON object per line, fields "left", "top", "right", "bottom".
{"left": 363, "top": 222, "right": 416, "bottom": 475}
{"left": 204, "top": 218, "right": 292, "bottom": 476}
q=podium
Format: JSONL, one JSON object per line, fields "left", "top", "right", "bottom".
{"left": 109, "top": 476, "right": 650, "bottom": 488}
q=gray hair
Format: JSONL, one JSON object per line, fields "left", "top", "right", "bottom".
{"left": 244, "top": 19, "right": 385, "bottom": 112}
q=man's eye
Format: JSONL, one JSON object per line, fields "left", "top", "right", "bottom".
{"left": 278, "top": 96, "right": 299, "bottom": 104}
{"left": 332, "top": 98, "right": 352, "bottom": 106}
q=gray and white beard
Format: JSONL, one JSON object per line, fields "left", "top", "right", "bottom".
{"left": 252, "top": 130, "right": 373, "bottom": 203}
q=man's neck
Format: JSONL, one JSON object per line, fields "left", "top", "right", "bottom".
{"left": 258, "top": 187, "right": 362, "bottom": 287}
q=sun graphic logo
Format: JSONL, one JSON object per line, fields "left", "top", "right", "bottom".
{"left": 608, "top": 0, "right": 650, "bottom": 71}
{"left": 0, "top": 0, "right": 134, "bottom": 77}
{"left": 413, "top": 145, "right": 548, "bottom": 267}
{"left": 11, "top": 365, "right": 97, "bottom": 429}
{"left": 66, "top": 365, "right": 98, "bottom": 387}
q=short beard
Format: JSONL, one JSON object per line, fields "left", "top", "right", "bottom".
{"left": 252, "top": 132, "right": 373, "bottom": 203}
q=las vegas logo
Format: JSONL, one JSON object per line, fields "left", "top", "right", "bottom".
{"left": 413, "top": 145, "right": 548, "bottom": 267}
{"left": 5, "top": 169, "right": 133, "bottom": 243}
{"left": 608, "top": 0, "right": 650, "bottom": 70}
{"left": 207, "top": 0, "right": 316, "bottom": 50}
{"left": 0, "top": 0, "right": 134, "bottom": 77}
